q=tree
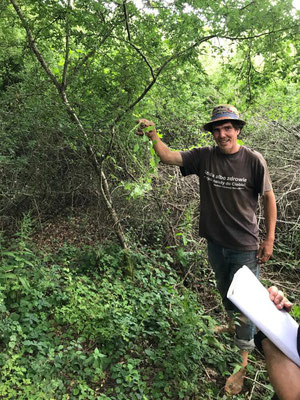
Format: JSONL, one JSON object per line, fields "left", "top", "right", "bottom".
{"left": 1, "top": 0, "right": 299, "bottom": 250}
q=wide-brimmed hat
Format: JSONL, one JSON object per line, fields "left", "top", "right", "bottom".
{"left": 203, "top": 104, "right": 246, "bottom": 131}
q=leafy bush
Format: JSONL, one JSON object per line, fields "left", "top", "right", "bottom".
{"left": 0, "top": 228, "right": 241, "bottom": 399}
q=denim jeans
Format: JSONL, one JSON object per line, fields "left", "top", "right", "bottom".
{"left": 207, "top": 240, "right": 259, "bottom": 351}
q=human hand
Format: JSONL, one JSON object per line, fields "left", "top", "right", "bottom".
{"left": 136, "top": 118, "right": 157, "bottom": 138}
{"left": 268, "top": 286, "right": 293, "bottom": 312}
{"left": 257, "top": 239, "right": 274, "bottom": 264}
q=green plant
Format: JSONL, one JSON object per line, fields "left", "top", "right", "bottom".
{"left": 0, "top": 230, "right": 290, "bottom": 399}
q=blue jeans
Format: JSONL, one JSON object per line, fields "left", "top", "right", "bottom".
{"left": 207, "top": 241, "right": 259, "bottom": 351}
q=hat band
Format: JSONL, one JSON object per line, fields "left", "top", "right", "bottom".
{"left": 211, "top": 112, "right": 239, "bottom": 121}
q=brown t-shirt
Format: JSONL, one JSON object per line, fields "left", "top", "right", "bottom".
{"left": 180, "top": 146, "right": 272, "bottom": 250}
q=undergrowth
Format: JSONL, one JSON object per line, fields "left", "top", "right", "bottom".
{"left": 0, "top": 223, "right": 284, "bottom": 399}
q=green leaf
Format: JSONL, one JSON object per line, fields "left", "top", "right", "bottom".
{"left": 142, "top": 126, "right": 155, "bottom": 133}
{"left": 0, "top": 273, "right": 17, "bottom": 279}
{"left": 19, "top": 277, "right": 30, "bottom": 290}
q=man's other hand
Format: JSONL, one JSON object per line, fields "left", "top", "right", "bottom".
{"left": 257, "top": 239, "right": 274, "bottom": 264}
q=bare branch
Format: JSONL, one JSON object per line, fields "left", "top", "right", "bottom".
{"left": 271, "top": 121, "right": 300, "bottom": 140}
{"left": 99, "top": 165, "right": 128, "bottom": 250}
{"left": 62, "top": 35, "right": 69, "bottom": 89}
{"left": 34, "top": 15, "right": 64, "bottom": 41}
{"left": 71, "top": 49, "right": 97, "bottom": 75}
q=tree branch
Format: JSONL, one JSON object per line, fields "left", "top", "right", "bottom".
{"left": 127, "top": 41, "right": 155, "bottom": 79}
{"left": 10, "top": 0, "right": 129, "bottom": 251}
{"left": 122, "top": 0, "right": 131, "bottom": 41}
{"left": 70, "top": 23, "right": 118, "bottom": 78}
{"left": 108, "top": 24, "right": 294, "bottom": 156}
{"left": 246, "top": 40, "right": 253, "bottom": 102}
{"left": 239, "top": 1, "right": 256, "bottom": 11}
{"left": 114, "top": 34, "right": 216, "bottom": 122}
{"left": 221, "top": 24, "right": 300, "bottom": 41}
{"left": 62, "top": 0, "right": 71, "bottom": 90}
{"left": 101, "top": 35, "right": 216, "bottom": 162}
{"left": 9, "top": 0, "right": 62, "bottom": 92}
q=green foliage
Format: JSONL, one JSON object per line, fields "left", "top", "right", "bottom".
{"left": 1, "top": 0, "right": 299, "bottom": 229}
{"left": 0, "top": 225, "right": 250, "bottom": 399}
{"left": 0, "top": 1, "right": 299, "bottom": 399}
{"left": 0, "top": 205, "right": 295, "bottom": 400}
{"left": 291, "top": 305, "right": 300, "bottom": 324}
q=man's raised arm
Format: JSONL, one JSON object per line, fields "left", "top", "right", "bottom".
{"left": 137, "top": 119, "right": 183, "bottom": 166}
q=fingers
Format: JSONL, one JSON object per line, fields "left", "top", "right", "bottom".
{"left": 275, "top": 295, "right": 293, "bottom": 311}
{"left": 282, "top": 300, "right": 293, "bottom": 312}
{"left": 258, "top": 250, "right": 271, "bottom": 264}
{"left": 268, "top": 286, "right": 293, "bottom": 311}
{"left": 273, "top": 289, "right": 284, "bottom": 306}
{"left": 136, "top": 119, "right": 156, "bottom": 137}
{"left": 268, "top": 285, "right": 278, "bottom": 301}
{"left": 136, "top": 119, "right": 145, "bottom": 135}
{"left": 257, "top": 247, "right": 263, "bottom": 263}
{"left": 137, "top": 118, "right": 152, "bottom": 130}
{"left": 257, "top": 241, "right": 273, "bottom": 264}
{"left": 257, "top": 248, "right": 269, "bottom": 264}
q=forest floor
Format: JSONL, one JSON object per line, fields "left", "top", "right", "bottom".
{"left": 30, "top": 210, "right": 300, "bottom": 399}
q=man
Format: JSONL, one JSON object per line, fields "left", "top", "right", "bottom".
{"left": 137, "top": 104, "right": 277, "bottom": 395}
{"left": 257, "top": 286, "right": 300, "bottom": 400}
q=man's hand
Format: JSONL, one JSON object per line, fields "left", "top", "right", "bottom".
{"left": 136, "top": 118, "right": 183, "bottom": 166}
{"left": 268, "top": 286, "right": 293, "bottom": 311}
{"left": 257, "top": 238, "right": 274, "bottom": 264}
{"left": 136, "top": 118, "right": 157, "bottom": 139}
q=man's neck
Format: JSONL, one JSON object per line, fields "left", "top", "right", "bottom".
{"left": 218, "top": 144, "right": 241, "bottom": 155}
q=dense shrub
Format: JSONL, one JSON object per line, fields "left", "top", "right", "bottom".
{"left": 0, "top": 226, "right": 281, "bottom": 399}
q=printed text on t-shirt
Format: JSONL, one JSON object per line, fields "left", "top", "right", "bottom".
{"left": 204, "top": 170, "right": 247, "bottom": 190}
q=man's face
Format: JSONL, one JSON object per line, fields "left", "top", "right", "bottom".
{"left": 211, "top": 121, "right": 241, "bottom": 154}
